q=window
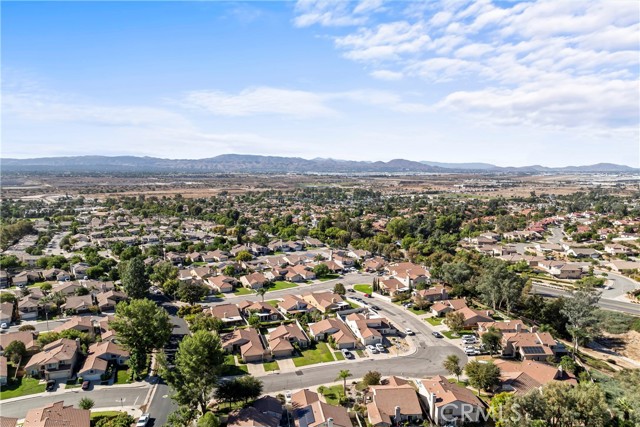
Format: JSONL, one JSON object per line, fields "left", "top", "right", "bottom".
{"left": 443, "top": 408, "right": 453, "bottom": 415}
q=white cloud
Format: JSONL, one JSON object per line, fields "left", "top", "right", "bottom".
{"left": 179, "top": 86, "right": 430, "bottom": 117}
{"left": 297, "top": 0, "right": 640, "bottom": 134}
{"left": 181, "top": 87, "right": 337, "bottom": 118}
{"left": 293, "top": 0, "right": 368, "bottom": 27}
{"left": 370, "top": 69, "right": 404, "bottom": 80}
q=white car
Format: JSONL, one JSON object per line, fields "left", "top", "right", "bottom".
{"left": 136, "top": 414, "right": 150, "bottom": 427}
{"left": 0, "top": 323, "right": 8, "bottom": 330}
{"left": 375, "top": 343, "right": 385, "bottom": 352}
{"left": 464, "top": 347, "right": 480, "bottom": 356}
{"left": 367, "top": 344, "right": 378, "bottom": 353}
{"left": 285, "top": 391, "right": 292, "bottom": 403}
{"left": 404, "top": 329, "right": 414, "bottom": 336}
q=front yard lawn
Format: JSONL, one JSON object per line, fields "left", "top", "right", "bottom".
{"left": 319, "top": 385, "right": 344, "bottom": 405}
{"left": 234, "top": 287, "right": 254, "bottom": 296}
{"left": 409, "top": 306, "right": 429, "bottom": 315}
{"left": 334, "top": 352, "right": 345, "bottom": 361}
{"left": 221, "top": 355, "right": 249, "bottom": 376}
{"left": 265, "top": 300, "right": 280, "bottom": 307}
{"left": 442, "top": 330, "right": 475, "bottom": 339}
{"left": 353, "top": 284, "right": 372, "bottom": 294}
{"left": 263, "top": 361, "right": 279, "bottom": 371}
{"left": 292, "top": 342, "right": 335, "bottom": 367}
{"left": 0, "top": 376, "right": 46, "bottom": 399}
{"left": 425, "top": 317, "right": 443, "bottom": 326}
{"left": 355, "top": 349, "right": 365, "bottom": 358}
{"left": 319, "top": 274, "right": 340, "bottom": 282}
{"left": 115, "top": 367, "right": 131, "bottom": 384}
{"left": 268, "top": 282, "right": 298, "bottom": 291}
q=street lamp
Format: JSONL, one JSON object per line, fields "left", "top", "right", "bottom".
{"left": 117, "top": 398, "right": 125, "bottom": 409}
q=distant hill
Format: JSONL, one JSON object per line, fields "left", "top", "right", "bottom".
{"left": 1, "top": 155, "right": 637, "bottom": 174}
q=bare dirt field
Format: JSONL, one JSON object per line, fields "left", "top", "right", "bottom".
{"left": 1, "top": 172, "right": 637, "bottom": 200}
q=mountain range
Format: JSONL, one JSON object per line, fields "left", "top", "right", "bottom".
{"left": 1, "top": 155, "right": 637, "bottom": 174}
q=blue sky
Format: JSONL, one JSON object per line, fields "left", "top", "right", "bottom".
{"left": 2, "top": 0, "right": 639, "bottom": 167}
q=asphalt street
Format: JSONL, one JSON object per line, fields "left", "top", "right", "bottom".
{"left": 0, "top": 384, "right": 150, "bottom": 418}
{"left": 531, "top": 283, "right": 640, "bottom": 315}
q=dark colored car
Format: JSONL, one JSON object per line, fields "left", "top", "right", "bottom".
{"left": 432, "top": 331, "right": 443, "bottom": 338}
{"left": 46, "top": 380, "right": 56, "bottom": 391}
{"left": 82, "top": 380, "right": 90, "bottom": 390}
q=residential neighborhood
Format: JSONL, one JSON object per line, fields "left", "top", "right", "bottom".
{"left": 1, "top": 176, "right": 639, "bottom": 427}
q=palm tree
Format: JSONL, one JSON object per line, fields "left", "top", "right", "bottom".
{"left": 256, "top": 287, "right": 267, "bottom": 302}
{"left": 336, "top": 369, "right": 352, "bottom": 397}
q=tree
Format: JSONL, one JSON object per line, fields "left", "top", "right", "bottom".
{"left": 248, "top": 314, "right": 261, "bottom": 328}
{"left": 481, "top": 328, "right": 503, "bottom": 357}
{"left": 444, "top": 311, "right": 465, "bottom": 335}
{"left": 362, "top": 371, "right": 381, "bottom": 386}
{"left": 0, "top": 293, "right": 16, "bottom": 304}
{"left": 119, "top": 257, "right": 149, "bottom": 299}
{"left": 110, "top": 299, "right": 172, "bottom": 379}
{"left": 501, "top": 380, "right": 611, "bottom": 427}
{"left": 166, "top": 407, "right": 197, "bottom": 427}
{"left": 313, "top": 263, "right": 330, "bottom": 278}
{"left": 151, "top": 261, "right": 178, "bottom": 286}
{"left": 78, "top": 397, "right": 94, "bottom": 410}
{"left": 95, "top": 413, "right": 135, "bottom": 427}
{"left": 477, "top": 258, "right": 524, "bottom": 313}
{"left": 336, "top": 369, "right": 352, "bottom": 396}
{"left": 465, "top": 361, "right": 500, "bottom": 396}
{"left": 163, "top": 330, "right": 225, "bottom": 414}
{"left": 214, "top": 376, "right": 263, "bottom": 406}
{"left": 186, "top": 313, "right": 223, "bottom": 334}
{"left": 4, "top": 340, "right": 27, "bottom": 365}
{"left": 440, "top": 262, "right": 473, "bottom": 286}
{"left": 235, "top": 251, "right": 253, "bottom": 262}
{"left": 197, "top": 413, "right": 220, "bottom": 427}
{"left": 256, "top": 287, "right": 267, "bottom": 302}
{"left": 177, "top": 282, "right": 207, "bottom": 305}
{"left": 561, "top": 290, "right": 601, "bottom": 358}
{"left": 559, "top": 355, "right": 577, "bottom": 374}
{"left": 443, "top": 354, "right": 463, "bottom": 382}
{"left": 18, "top": 324, "right": 36, "bottom": 332}
{"left": 333, "top": 283, "right": 346, "bottom": 295}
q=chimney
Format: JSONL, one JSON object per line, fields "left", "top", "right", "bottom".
{"left": 75, "top": 338, "right": 82, "bottom": 350}
{"left": 394, "top": 406, "right": 401, "bottom": 423}
{"left": 329, "top": 250, "right": 333, "bottom": 261}
{"left": 515, "top": 322, "right": 522, "bottom": 332}
{"left": 327, "top": 418, "right": 334, "bottom": 427}
{"left": 430, "top": 393, "right": 436, "bottom": 419}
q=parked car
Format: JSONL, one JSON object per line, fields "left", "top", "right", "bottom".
{"left": 81, "top": 380, "right": 90, "bottom": 390}
{"left": 405, "top": 328, "right": 414, "bottom": 336}
{"left": 363, "top": 293, "right": 371, "bottom": 298}
{"left": 370, "top": 305, "right": 380, "bottom": 310}
{"left": 341, "top": 349, "right": 354, "bottom": 359}
{"left": 0, "top": 323, "right": 8, "bottom": 330}
{"left": 375, "top": 343, "right": 385, "bottom": 352}
{"left": 136, "top": 414, "right": 150, "bottom": 427}
{"left": 46, "top": 380, "right": 56, "bottom": 392}
{"left": 367, "top": 344, "right": 378, "bottom": 353}
{"left": 432, "top": 331, "right": 443, "bottom": 338}
{"left": 462, "top": 338, "right": 477, "bottom": 345}
{"left": 347, "top": 288, "right": 355, "bottom": 293}
{"left": 464, "top": 347, "right": 480, "bottom": 356}
{"left": 285, "top": 390, "right": 292, "bottom": 403}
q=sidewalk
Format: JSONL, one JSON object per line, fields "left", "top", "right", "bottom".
{"left": 0, "top": 380, "right": 151, "bottom": 404}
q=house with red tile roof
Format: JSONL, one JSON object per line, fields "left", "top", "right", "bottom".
{"left": 493, "top": 359, "right": 577, "bottom": 395}
{"left": 417, "top": 376, "right": 485, "bottom": 425}
{"left": 367, "top": 383, "right": 423, "bottom": 427}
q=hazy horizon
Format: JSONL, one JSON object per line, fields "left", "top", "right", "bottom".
{"left": 2, "top": 1, "right": 639, "bottom": 167}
